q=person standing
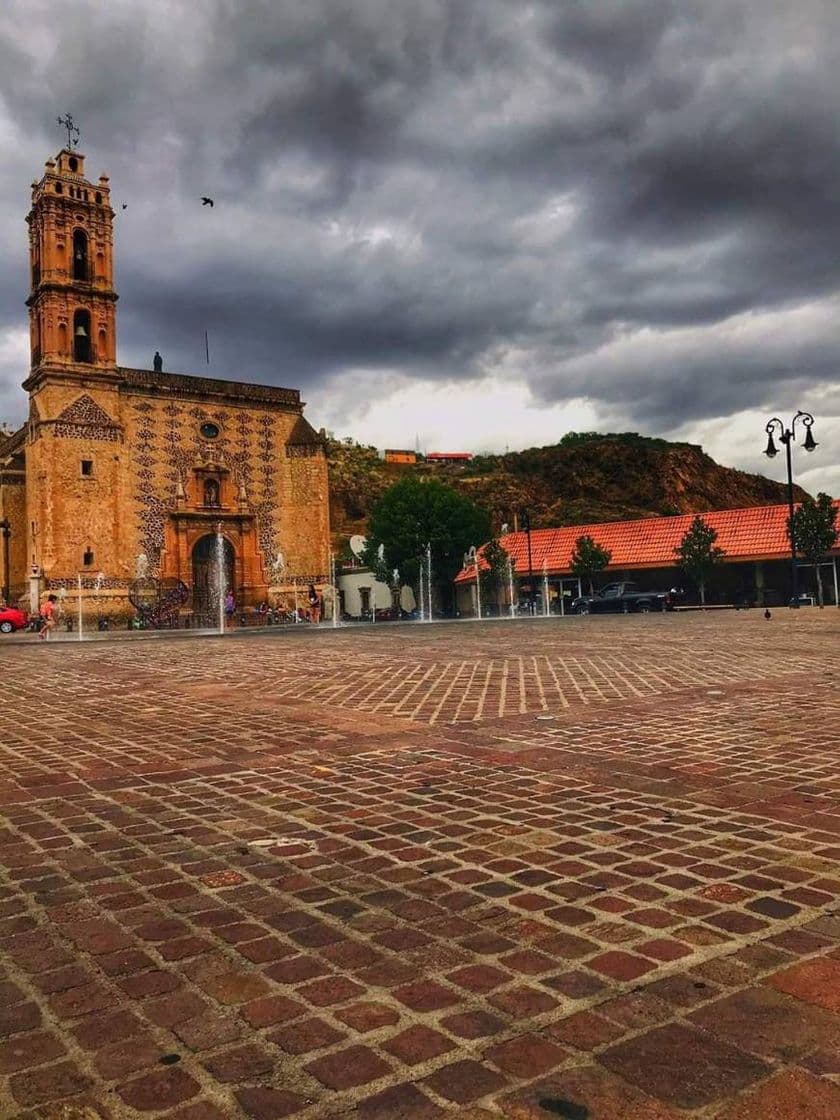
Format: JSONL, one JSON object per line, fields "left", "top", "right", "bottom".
{"left": 308, "top": 583, "right": 321, "bottom": 623}
{"left": 38, "top": 594, "right": 58, "bottom": 640}
{"left": 224, "top": 590, "right": 236, "bottom": 627}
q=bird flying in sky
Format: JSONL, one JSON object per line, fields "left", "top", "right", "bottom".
{"left": 201, "top": 197, "right": 214, "bottom": 207}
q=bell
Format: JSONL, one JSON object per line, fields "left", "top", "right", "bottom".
{"left": 764, "top": 432, "right": 778, "bottom": 458}
{"left": 803, "top": 425, "right": 818, "bottom": 452}
{"left": 74, "top": 323, "right": 87, "bottom": 338}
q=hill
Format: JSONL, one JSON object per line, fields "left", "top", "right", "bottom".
{"left": 328, "top": 432, "right": 807, "bottom": 546}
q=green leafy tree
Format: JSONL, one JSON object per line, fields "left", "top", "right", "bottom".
{"left": 790, "top": 493, "right": 838, "bottom": 607}
{"left": 570, "top": 534, "right": 612, "bottom": 594}
{"left": 675, "top": 516, "right": 725, "bottom": 606}
{"left": 479, "top": 538, "right": 511, "bottom": 613}
{"left": 365, "top": 476, "right": 490, "bottom": 610}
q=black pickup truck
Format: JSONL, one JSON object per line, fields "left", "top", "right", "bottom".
{"left": 571, "top": 581, "right": 678, "bottom": 615}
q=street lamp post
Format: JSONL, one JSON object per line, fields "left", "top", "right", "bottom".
{"left": 0, "top": 519, "right": 10, "bottom": 605}
{"left": 521, "top": 509, "right": 535, "bottom": 615}
{"left": 763, "top": 410, "right": 817, "bottom": 607}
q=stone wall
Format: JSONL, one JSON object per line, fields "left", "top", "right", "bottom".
{"left": 0, "top": 470, "right": 27, "bottom": 603}
{"left": 26, "top": 376, "right": 127, "bottom": 585}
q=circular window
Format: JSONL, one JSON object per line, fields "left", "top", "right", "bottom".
{"left": 200, "top": 421, "right": 220, "bottom": 440}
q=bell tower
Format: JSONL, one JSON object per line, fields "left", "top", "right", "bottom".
{"left": 26, "top": 146, "right": 118, "bottom": 373}
{"left": 22, "top": 134, "right": 125, "bottom": 592}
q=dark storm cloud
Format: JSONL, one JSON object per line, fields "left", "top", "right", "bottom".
{"left": 1, "top": 0, "right": 839, "bottom": 437}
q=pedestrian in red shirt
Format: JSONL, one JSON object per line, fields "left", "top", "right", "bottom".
{"left": 38, "top": 594, "right": 58, "bottom": 640}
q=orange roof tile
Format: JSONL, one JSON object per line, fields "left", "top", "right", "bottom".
{"left": 455, "top": 500, "right": 840, "bottom": 582}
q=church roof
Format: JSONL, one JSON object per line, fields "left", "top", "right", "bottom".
{"left": 117, "top": 367, "right": 302, "bottom": 409}
{"left": 286, "top": 414, "right": 324, "bottom": 446}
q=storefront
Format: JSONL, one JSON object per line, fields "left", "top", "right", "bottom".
{"left": 455, "top": 502, "right": 840, "bottom": 614}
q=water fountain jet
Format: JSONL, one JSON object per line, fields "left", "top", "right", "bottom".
{"left": 215, "top": 523, "right": 226, "bottom": 635}
{"left": 426, "top": 543, "right": 433, "bottom": 622}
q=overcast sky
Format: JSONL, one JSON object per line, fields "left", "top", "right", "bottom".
{"left": 0, "top": 0, "right": 838, "bottom": 494}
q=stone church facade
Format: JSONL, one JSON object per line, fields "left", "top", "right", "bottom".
{"left": 0, "top": 146, "right": 330, "bottom": 619}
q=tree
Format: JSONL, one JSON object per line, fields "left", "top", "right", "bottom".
{"left": 364, "top": 476, "right": 490, "bottom": 610}
{"left": 570, "top": 534, "right": 612, "bottom": 594}
{"left": 790, "top": 493, "right": 838, "bottom": 607}
{"left": 675, "top": 516, "right": 725, "bottom": 606}
{"left": 479, "top": 538, "right": 511, "bottom": 613}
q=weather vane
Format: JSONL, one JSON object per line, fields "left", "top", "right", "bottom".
{"left": 56, "top": 113, "right": 80, "bottom": 150}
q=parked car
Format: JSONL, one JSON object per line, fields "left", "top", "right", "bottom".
{"left": 571, "top": 581, "right": 678, "bottom": 615}
{"left": 0, "top": 606, "right": 28, "bottom": 633}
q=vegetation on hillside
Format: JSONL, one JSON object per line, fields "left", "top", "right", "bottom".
{"left": 327, "top": 432, "right": 808, "bottom": 547}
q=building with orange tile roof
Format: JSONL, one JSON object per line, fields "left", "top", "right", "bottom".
{"left": 384, "top": 449, "right": 417, "bottom": 465}
{"left": 455, "top": 500, "right": 840, "bottom": 613}
{"left": 426, "top": 452, "right": 473, "bottom": 463}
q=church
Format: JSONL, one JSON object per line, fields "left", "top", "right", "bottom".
{"left": 0, "top": 144, "right": 331, "bottom": 621}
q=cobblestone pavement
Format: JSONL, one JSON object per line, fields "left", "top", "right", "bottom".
{"left": 0, "top": 611, "right": 838, "bottom": 1120}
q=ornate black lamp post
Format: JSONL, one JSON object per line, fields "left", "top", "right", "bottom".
{"left": 763, "top": 410, "right": 817, "bottom": 607}
{"left": 0, "top": 519, "right": 10, "bottom": 604}
{"left": 520, "top": 509, "right": 536, "bottom": 615}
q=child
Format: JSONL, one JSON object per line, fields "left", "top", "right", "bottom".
{"left": 39, "top": 594, "right": 58, "bottom": 640}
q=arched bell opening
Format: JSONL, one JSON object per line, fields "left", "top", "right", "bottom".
{"left": 73, "top": 309, "right": 91, "bottom": 362}
{"left": 73, "top": 229, "right": 89, "bottom": 281}
{"left": 31, "top": 316, "right": 41, "bottom": 366}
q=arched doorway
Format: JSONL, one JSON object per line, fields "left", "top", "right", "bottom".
{"left": 192, "top": 533, "right": 235, "bottom": 620}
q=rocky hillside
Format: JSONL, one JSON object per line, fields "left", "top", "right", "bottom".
{"left": 328, "top": 432, "right": 806, "bottom": 545}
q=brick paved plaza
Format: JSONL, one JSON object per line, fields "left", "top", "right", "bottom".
{"left": 1, "top": 612, "right": 839, "bottom": 1119}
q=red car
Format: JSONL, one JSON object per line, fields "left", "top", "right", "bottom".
{"left": 0, "top": 606, "right": 28, "bottom": 634}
